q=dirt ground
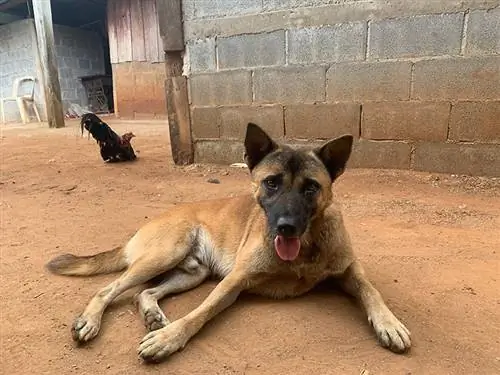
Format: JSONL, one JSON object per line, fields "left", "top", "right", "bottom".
{"left": 1, "top": 119, "right": 499, "bottom": 375}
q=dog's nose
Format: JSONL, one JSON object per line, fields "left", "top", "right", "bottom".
{"left": 277, "top": 217, "right": 298, "bottom": 237}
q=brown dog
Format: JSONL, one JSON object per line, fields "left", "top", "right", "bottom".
{"left": 46, "top": 123, "right": 411, "bottom": 363}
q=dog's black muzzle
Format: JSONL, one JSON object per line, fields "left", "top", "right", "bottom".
{"left": 264, "top": 192, "right": 311, "bottom": 239}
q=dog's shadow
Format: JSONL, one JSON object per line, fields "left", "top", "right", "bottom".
{"left": 168, "top": 278, "right": 364, "bottom": 337}
{"left": 92, "top": 278, "right": 367, "bottom": 355}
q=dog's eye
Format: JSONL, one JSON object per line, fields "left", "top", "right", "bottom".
{"left": 304, "top": 180, "right": 320, "bottom": 196}
{"left": 263, "top": 176, "right": 281, "bottom": 191}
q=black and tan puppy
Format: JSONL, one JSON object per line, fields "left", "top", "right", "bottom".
{"left": 81, "top": 113, "right": 137, "bottom": 162}
{"left": 47, "top": 123, "right": 411, "bottom": 363}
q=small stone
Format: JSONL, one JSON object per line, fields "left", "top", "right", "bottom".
{"left": 207, "top": 178, "right": 220, "bottom": 184}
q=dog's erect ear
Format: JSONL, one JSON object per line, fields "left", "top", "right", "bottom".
{"left": 314, "top": 135, "right": 353, "bottom": 182}
{"left": 244, "top": 123, "right": 278, "bottom": 170}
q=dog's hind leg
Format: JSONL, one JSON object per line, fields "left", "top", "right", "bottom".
{"left": 71, "top": 231, "right": 195, "bottom": 344}
{"left": 135, "top": 255, "right": 210, "bottom": 332}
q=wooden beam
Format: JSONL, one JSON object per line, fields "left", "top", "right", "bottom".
{"left": 164, "top": 54, "right": 193, "bottom": 165}
{"left": 156, "top": 0, "right": 183, "bottom": 52}
{"left": 107, "top": 0, "right": 118, "bottom": 64}
{"left": 32, "top": 0, "right": 64, "bottom": 128}
{"left": 157, "top": 0, "right": 193, "bottom": 165}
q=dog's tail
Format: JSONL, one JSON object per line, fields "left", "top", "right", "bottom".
{"left": 46, "top": 246, "right": 127, "bottom": 276}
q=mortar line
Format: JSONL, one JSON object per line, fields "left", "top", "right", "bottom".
{"left": 358, "top": 104, "right": 363, "bottom": 138}
{"left": 323, "top": 65, "right": 328, "bottom": 103}
{"left": 409, "top": 62, "right": 416, "bottom": 99}
{"left": 446, "top": 102, "right": 453, "bottom": 141}
{"left": 215, "top": 36, "right": 219, "bottom": 71}
{"left": 460, "top": 10, "right": 470, "bottom": 55}
{"left": 409, "top": 143, "right": 416, "bottom": 170}
{"left": 284, "top": 29, "right": 289, "bottom": 65}
{"left": 365, "top": 20, "right": 371, "bottom": 60}
{"left": 251, "top": 70, "right": 255, "bottom": 103}
{"left": 283, "top": 105, "right": 287, "bottom": 137}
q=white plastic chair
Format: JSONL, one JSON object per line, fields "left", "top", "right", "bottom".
{"left": 0, "top": 76, "right": 42, "bottom": 124}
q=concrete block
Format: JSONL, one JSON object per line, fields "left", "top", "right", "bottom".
{"left": 218, "top": 31, "right": 285, "bottom": 69}
{"left": 59, "top": 57, "right": 71, "bottom": 68}
{"left": 219, "top": 105, "right": 284, "bottom": 139}
{"left": 449, "top": 101, "right": 500, "bottom": 142}
{"left": 190, "top": 70, "right": 252, "bottom": 105}
{"left": 369, "top": 13, "right": 463, "bottom": 59}
{"left": 194, "top": 0, "right": 262, "bottom": 19}
{"left": 72, "top": 47, "right": 87, "bottom": 59}
{"left": 62, "top": 37, "right": 75, "bottom": 48}
{"left": 348, "top": 139, "right": 411, "bottom": 170}
{"left": 327, "top": 61, "right": 411, "bottom": 101}
{"left": 412, "top": 56, "right": 500, "bottom": 100}
{"left": 186, "top": 38, "right": 216, "bottom": 73}
{"left": 78, "top": 59, "right": 90, "bottom": 70}
{"left": 182, "top": 0, "right": 196, "bottom": 20}
{"left": 191, "top": 106, "right": 221, "bottom": 139}
{"left": 194, "top": 140, "right": 245, "bottom": 165}
{"left": 62, "top": 89, "right": 77, "bottom": 100}
{"left": 263, "top": 0, "right": 367, "bottom": 11}
{"left": 285, "top": 103, "right": 360, "bottom": 139}
{"left": 413, "top": 142, "right": 500, "bottom": 177}
{"left": 91, "top": 60, "right": 105, "bottom": 73}
{"left": 254, "top": 66, "right": 326, "bottom": 104}
{"left": 362, "top": 101, "right": 450, "bottom": 141}
{"left": 191, "top": 104, "right": 283, "bottom": 140}
{"left": 56, "top": 46, "right": 72, "bottom": 58}
{"left": 466, "top": 7, "right": 500, "bottom": 55}
{"left": 288, "top": 23, "right": 366, "bottom": 64}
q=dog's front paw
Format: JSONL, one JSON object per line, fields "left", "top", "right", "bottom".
{"left": 138, "top": 320, "right": 190, "bottom": 362}
{"left": 369, "top": 308, "right": 411, "bottom": 354}
{"left": 71, "top": 315, "right": 101, "bottom": 343}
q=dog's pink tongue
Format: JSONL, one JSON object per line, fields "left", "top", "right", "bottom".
{"left": 274, "top": 235, "right": 301, "bottom": 261}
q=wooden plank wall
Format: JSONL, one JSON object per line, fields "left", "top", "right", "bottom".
{"left": 107, "top": 0, "right": 164, "bottom": 63}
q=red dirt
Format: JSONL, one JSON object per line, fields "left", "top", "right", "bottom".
{"left": 1, "top": 120, "right": 499, "bottom": 375}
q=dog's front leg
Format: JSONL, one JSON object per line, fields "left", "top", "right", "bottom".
{"left": 138, "top": 270, "right": 245, "bottom": 362}
{"left": 339, "top": 260, "right": 411, "bottom": 353}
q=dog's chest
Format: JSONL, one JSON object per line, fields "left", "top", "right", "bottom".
{"left": 249, "top": 253, "right": 339, "bottom": 299}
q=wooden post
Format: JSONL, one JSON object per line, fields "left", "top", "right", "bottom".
{"left": 32, "top": 0, "right": 65, "bottom": 128}
{"left": 156, "top": 0, "right": 193, "bottom": 165}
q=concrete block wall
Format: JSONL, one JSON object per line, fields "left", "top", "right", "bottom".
{"left": 0, "top": 20, "right": 105, "bottom": 122}
{"left": 54, "top": 25, "right": 106, "bottom": 109}
{"left": 0, "top": 20, "right": 40, "bottom": 122}
{"left": 183, "top": 0, "right": 500, "bottom": 177}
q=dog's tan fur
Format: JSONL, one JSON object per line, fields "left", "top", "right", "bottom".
{"left": 47, "top": 123, "right": 411, "bottom": 363}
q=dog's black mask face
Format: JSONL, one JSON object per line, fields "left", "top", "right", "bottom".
{"left": 244, "top": 123, "right": 353, "bottom": 261}
{"left": 257, "top": 157, "right": 320, "bottom": 240}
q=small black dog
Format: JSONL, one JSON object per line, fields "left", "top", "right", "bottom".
{"left": 81, "top": 113, "right": 137, "bottom": 163}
